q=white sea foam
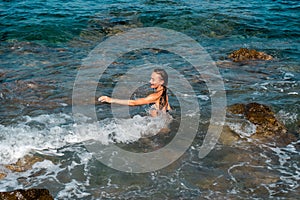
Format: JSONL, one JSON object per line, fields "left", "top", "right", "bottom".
{"left": 226, "top": 118, "right": 256, "bottom": 138}
{"left": 277, "top": 110, "right": 298, "bottom": 125}
{"left": 283, "top": 72, "right": 295, "bottom": 80}
{"left": 266, "top": 142, "right": 300, "bottom": 193}
{"left": 197, "top": 95, "right": 210, "bottom": 101}
{"left": 0, "top": 113, "right": 171, "bottom": 164}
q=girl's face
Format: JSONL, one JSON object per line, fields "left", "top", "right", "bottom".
{"left": 149, "top": 72, "right": 164, "bottom": 89}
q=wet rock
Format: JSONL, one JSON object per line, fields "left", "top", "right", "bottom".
{"left": 95, "top": 17, "right": 143, "bottom": 36}
{"left": 0, "top": 70, "right": 5, "bottom": 83}
{"left": 0, "top": 172, "right": 6, "bottom": 179}
{"left": 229, "top": 165, "right": 279, "bottom": 193}
{"left": 0, "top": 79, "right": 64, "bottom": 112}
{"left": 5, "top": 155, "right": 44, "bottom": 173}
{"left": 227, "top": 102, "right": 296, "bottom": 144}
{"left": 78, "top": 29, "right": 106, "bottom": 42}
{"left": 192, "top": 169, "right": 231, "bottom": 192}
{"left": 6, "top": 41, "right": 54, "bottom": 56}
{"left": 228, "top": 48, "right": 273, "bottom": 62}
{"left": 73, "top": 16, "right": 143, "bottom": 46}
{"left": 227, "top": 103, "right": 246, "bottom": 115}
{"left": 218, "top": 126, "right": 241, "bottom": 146}
{"left": 0, "top": 155, "right": 45, "bottom": 181}
{"left": 0, "top": 189, "right": 54, "bottom": 200}
{"left": 196, "top": 145, "right": 284, "bottom": 198}
{"left": 230, "top": 165, "right": 279, "bottom": 185}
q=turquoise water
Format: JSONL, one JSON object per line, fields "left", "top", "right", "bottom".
{"left": 0, "top": 0, "right": 299, "bottom": 199}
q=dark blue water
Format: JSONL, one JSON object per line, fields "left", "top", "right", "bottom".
{"left": 0, "top": 0, "right": 299, "bottom": 199}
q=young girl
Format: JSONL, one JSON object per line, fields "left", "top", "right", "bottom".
{"left": 98, "top": 68, "right": 171, "bottom": 117}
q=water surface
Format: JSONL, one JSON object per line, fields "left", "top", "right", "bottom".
{"left": 0, "top": 0, "right": 299, "bottom": 199}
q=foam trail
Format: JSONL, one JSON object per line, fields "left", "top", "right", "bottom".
{"left": 0, "top": 113, "right": 171, "bottom": 164}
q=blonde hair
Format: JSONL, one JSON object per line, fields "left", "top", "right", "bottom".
{"left": 153, "top": 68, "right": 168, "bottom": 110}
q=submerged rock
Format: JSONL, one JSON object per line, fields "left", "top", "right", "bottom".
{"left": 0, "top": 172, "right": 6, "bottom": 179}
{"left": 0, "top": 71, "right": 5, "bottom": 83}
{"left": 191, "top": 145, "right": 283, "bottom": 198}
{"left": 228, "top": 48, "right": 273, "bottom": 62}
{"left": 0, "top": 189, "right": 54, "bottom": 200}
{"left": 4, "top": 155, "right": 44, "bottom": 173}
{"left": 227, "top": 102, "right": 297, "bottom": 144}
{"left": 73, "top": 16, "right": 143, "bottom": 46}
{"left": 0, "top": 155, "right": 45, "bottom": 181}
{"left": 0, "top": 79, "right": 64, "bottom": 117}
{"left": 218, "top": 126, "right": 241, "bottom": 146}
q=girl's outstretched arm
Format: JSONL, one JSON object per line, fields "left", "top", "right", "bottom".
{"left": 98, "top": 91, "right": 162, "bottom": 106}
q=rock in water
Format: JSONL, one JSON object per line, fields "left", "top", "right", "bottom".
{"left": 0, "top": 172, "right": 6, "bottom": 179}
{"left": 227, "top": 102, "right": 297, "bottom": 145}
{"left": 5, "top": 155, "right": 44, "bottom": 172}
{"left": 228, "top": 48, "right": 273, "bottom": 62}
{"left": 0, "top": 155, "right": 45, "bottom": 181}
{"left": 0, "top": 189, "right": 54, "bottom": 200}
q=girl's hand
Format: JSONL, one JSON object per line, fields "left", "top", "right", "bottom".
{"left": 98, "top": 96, "right": 112, "bottom": 103}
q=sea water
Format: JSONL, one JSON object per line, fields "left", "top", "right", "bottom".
{"left": 0, "top": 0, "right": 299, "bottom": 199}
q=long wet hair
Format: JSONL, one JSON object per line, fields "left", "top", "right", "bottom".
{"left": 153, "top": 68, "right": 168, "bottom": 110}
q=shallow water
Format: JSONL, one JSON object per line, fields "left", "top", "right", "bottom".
{"left": 0, "top": 0, "right": 299, "bottom": 199}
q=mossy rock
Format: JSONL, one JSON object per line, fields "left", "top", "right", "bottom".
{"left": 228, "top": 48, "right": 273, "bottom": 62}
{"left": 227, "top": 102, "right": 296, "bottom": 144}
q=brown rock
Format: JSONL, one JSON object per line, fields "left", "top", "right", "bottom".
{"left": 218, "top": 126, "right": 241, "bottom": 146}
{"left": 245, "top": 103, "right": 286, "bottom": 136}
{"left": 227, "top": 103, "right": 246, "bottom": 115}
{"left": 227, "top": 102, "right": 296, "bottom": 144}
{"left": 229, "top": 165, "right": 279, "bottom": 191}
{"left": 5, "top": 155, "right": 44, "bottom": 172}
{"left": 228, "top": 48, "right": 273, "bottom": 62}
{"left": 0, "top": 71, "right": 5, "bottom": 81}
{"left": 0, "top": 189, "right": 54, "bottom": 200}
{"left": 0, "top": 173, "right": 7, "bottom": 179}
